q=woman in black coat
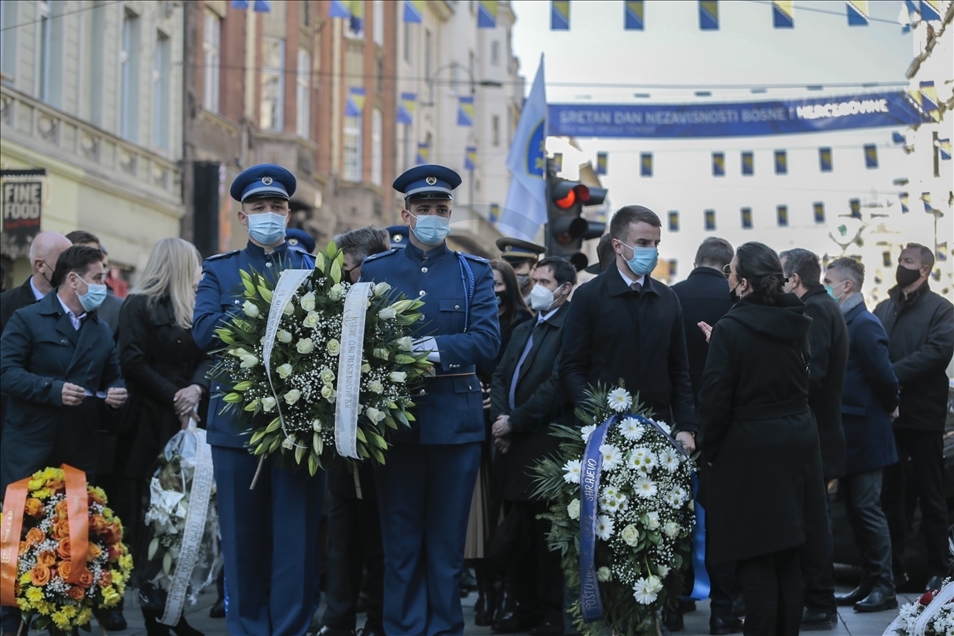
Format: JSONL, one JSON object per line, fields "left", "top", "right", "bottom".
{"left": 697, "top": 242, "right": 828, "bottom": 636}
{"left": 116, "top": 238, "right": 209, "bottom": 636}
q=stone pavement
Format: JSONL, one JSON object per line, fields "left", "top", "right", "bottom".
{"left": 90, "top": 582, "right": 911, "bottom": 636}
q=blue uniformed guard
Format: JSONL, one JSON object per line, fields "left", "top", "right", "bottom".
{"left": 359, "top": 164, "right": 501, "bottom": 636}
{"left": 286, "top": 227, "right": 316, "bottom": 254}
{"left": 192, "top": 164, "right": 323, "bottom": 636}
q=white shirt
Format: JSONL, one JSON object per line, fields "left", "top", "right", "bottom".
{"left": 617, "top": 264, "right": 645, "bottom": 289}
{"left": 29, "top": 277, "right": 46, "bottom": 301}
{"left": 56, "top": 294, "right": 87, "bottom": 331}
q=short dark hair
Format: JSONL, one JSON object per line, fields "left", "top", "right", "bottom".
{"left": 779, "top": 248, "right": 822, "bottom": 289}
{"left": 609, "top": 205, "right": 661, "bottom": 241}
{"left": 65, "top": 230, "right": 101, "bottom": 247}
{"left": 694, "top": 237, "right": 734, "bottom": 269}
{"left": 52, "top": 245, "right": 104, "bottom": 287}
{"left": 334, "top": 226, "right": 390, "bottom": 263}
{"left": 904, "top": 242, "right": 935, "bottom": 270}
{"left": 828, "top": 257, "right": 865, "bottom": 289}
{"left": 736, "top": 242, "right": 786, "bottom": 304}
{"left": 537, "top": 256, "right": 577, "bottom": 288}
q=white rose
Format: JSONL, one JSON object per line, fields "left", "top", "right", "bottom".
{"left": 276, "top": 363, "right": 293, "bottom": 379}
{"left": 321, "top": 385, "right": 337, "bottom": 402}
{"left": 397, "top": 336, "right": 413, "bottom": 352}
{"left": 282, "top": 300, "right": 295, "bottom": 315}
{"left": 372, "top": 348, "right": 389, "bottom": 361}
{"left": 361, "top": 363, "right": 372, "bottom": 374}
{"left": 281, "top": 436, "right": 295, "bottom": 450}
{"left": 620, "top": 524, "right": 640, "bottom": 547}
{"left": 312, "top": 420, "right": 322, "bottom": 432}
{"left": 373, "top": 282, "right": 392, "bottom": 297}
{"left": 378, "top": 307, "right": 397, "bottom": 320}
{"left": 656, "top": 564, "right": 670, "bottom": 579}
{"left": 261, "top": 397, "right": 277, "bottom": 412}
{"left": 229, "top": 347, "right": 249, "bottom": 358}
{"left": 303, "top": 311, "right": 319, "bottom": 328}
{"left": 327, "top": 339, "right": 341, "bottom": 356}
{"left": 567, "top": 499, "right": 580, "bottom": 520}
{"left": 320, "top": 368, "right": 335, "bottom": 384}
{"left": 366, "top": 407, "right": 386, "bottom": 424}
{"left": 284, "top": 389, "right": 301, "bottom": 405}
{"left": 296, "top": 338, "right": 315, "bottom": 354}
{"left": 645, "top": 511, "right": 660, "bottom": 530}
{"left": 240, "top": 354, "right": 259, "bottom": 369}
{"left": 300, "top": 292, "right": 316, "bottom": 311}
{"left": 328, "top": 283, "right": 344, "bottom": 301}
{"left": 242, "top": 300, "right": 260, "bottom": 318}
{"left": 368, "top": 380, "right": 385, "bottom": 394}
{"left": 277, "top": 329, "right": 292, "bottom": 343}
{"left": 389, "top": 371, "right": 407, "bottom": 384}
{"left": 597, "top": 567, "right": 612, "bottom": 583}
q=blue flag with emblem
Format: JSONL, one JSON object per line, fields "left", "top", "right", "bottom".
{"left": 741, "top": 207, "right": 753, "bottom": 229}
{"left": 625, "top": 1, "right": 645, "bottom": 29}
{"left": 920, "top": 81, "right": 941, "bottom": 121}
{"left": 232, "top": 0, "right": 272, "bottom": 11}
{"left": 712, "top": 152, "right": 725, "bottom": 176}
{"left": 892, "top": 131, "right": 906, "bottom": 144}
{"left": 704, "top": 210, "right": 716, "bottom": 231}
{"left": 699, "top": 0, "right": 719, "bottom": 29}
{"left": 552, "top": 1, "right": 570, "bottom": 29}
{"left": 501, "top": 55, "right": 547, "bottom": 242}
{"left": 397, "top": 93, "right": 415, "bottom": 125}
{"left": 416, "top": 143, "right": 429, "bottom": 166}
{"left": 777, "top": 205, "right": 789, "bottom": 227}
{"left": 490, "top": 203, "right": 501, "bottom": 224}
{"left": 775, "top": 150, "right": 787, "bottom": 174}
{"left": 641, "top": 153, "right": 653, "bottom": 177}
{"left": 458, "top": 96, "right": 475, "bottom": 127}
{"left": 741, "top": 151, "right": 754, "bottom": 176}
{"left": 847, "top": 0, "right": 868, "bottom": 25}
{"left": 937, "top": 242, "right": 948, "bottom": 261}
{"left": 773, "top": 0, "right": 794, "bottom": 28}
{"left": 668, "top": 211, "right": 679, "bottom": 232}
{"left": 404, "top": 0, "right": 423, "bottom": 23}
{"left": 329, "top": 0, "right": 350, "bottom": 19}
{"left": 819, "top": 147, "right": 833, "bottom": 172}
{"left": 596, "top": 153, "right": 607, "bottom": 175}
{"left": 921, "top": 0, "right": 942, "bottom": 21}
{"left": 814, "top": 202, "right": 825, "bottom": 224}
{"left": 849, "top": 198, "right": 861, "bottom": 219}
{"left": 345, "top": 87, "right": 365, "bottom": 118}
{"left": 465, "top": 146, "right": 477, "bottom": 171}
{"left": 939, "top": 138, "right": 951, "bottom": 161}
{"left": 864, "top": 144, "right": 878, "bottom": 168}
{"left": 478, "top": 0, "right": 498, "bottom": 28}
{"left": 552, "top": 153, "right": 563, "bottom": 172}
{"left": 921, "top": 192, "right": 934, "bottom": 213}
{"left": 900, "top": 192, "right": 909, "bottom": 213}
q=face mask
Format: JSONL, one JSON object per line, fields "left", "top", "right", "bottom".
{"left": 495, "top": 291, "right": 505, "bottom": 305}
{"left": 729, "top": 282, "right": 742, "bottom": 302}
{"left": 825, "top": 282, "right": 847, "bottom": 303}
{"left": 246, "top": 212, "right": 287, "bottom": 246}
{"left": 620, "top": 243, "right": 658, "bottom": 277}
{"left": 516, "top": 273, "right": 531, "bottom": 289}
{"left": 73, "top": 276, "right": 107, "bottom": 312}
{"left": 895, "top": 264, "right": 921, "bottom": 288}
{"left": 408, "top": 213, "right": 450, "bottom": 246}
{"left": 529, "top": 284, "right": 557, "bottom": 311}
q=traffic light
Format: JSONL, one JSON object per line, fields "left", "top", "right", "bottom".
{"left": 546, "top": 175, "right": 607, "bottom": 270}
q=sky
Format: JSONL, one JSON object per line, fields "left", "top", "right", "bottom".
{"left": 507, "top": 0, "right": 950, "bottom": 292}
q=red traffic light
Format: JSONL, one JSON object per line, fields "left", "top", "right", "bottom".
{"left": 551, "top": 182, "right": 590, "bottom": 209}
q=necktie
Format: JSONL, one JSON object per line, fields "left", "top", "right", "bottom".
{"left": 630, "top": 281, "right": 642, "bottom": 294}
{"left": 509, "top": 319, "right": 547, "bottom": 410}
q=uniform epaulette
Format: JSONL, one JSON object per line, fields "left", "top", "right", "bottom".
{"left": 364, "top": 249, "right": 398, "bottom": 263}
{"left": 205, "top": 250, "right": 240, "bottom": 262}
{"left": 457, "top": 251, "right": 489, "bottom": 264}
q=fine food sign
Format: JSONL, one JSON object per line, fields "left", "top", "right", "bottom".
{"left": 1, "top": 169, "right": 46, "bottom": 259}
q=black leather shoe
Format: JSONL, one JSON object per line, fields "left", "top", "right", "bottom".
{"left": 925, "top": 575, "right": 945, "bottom": 592}
{"left": 835, "top": 585, "right": 871, "bottom": 606}
{"left": 355, "top": 627, "right": 385, "bottom": 636}
{"left": 209, "top": 597, "right": 226, "bottom": 618}
{"left": 528, "top": 619, "right": 564, "bottom": 636}
{"left": 799, "top": 608, "right": 836, "bottom": 631}
{"left": 95, "top": 608, "right": 128, "bottom": 631}
{"left": 316, "top": 627, "right": 353, "bottom": 636}
{"left": 709, "top": 614, "right": 743, "bottom": 635}
{"left": 854, "top": 590, "right": 898, "bottom": 613}
{"left": 493, "top": 606, "right": 539, "bottom": 634}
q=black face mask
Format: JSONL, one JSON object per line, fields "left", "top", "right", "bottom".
{"left": 728, "top": 281, "right": 742, "bottom": 302}
{"left": 895, "top": 264, "right": 922, "bottom": 288}
{"left": 495, "top": 291, "right": 506, "bottom": 306}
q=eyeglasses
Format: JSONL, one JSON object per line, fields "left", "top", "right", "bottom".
{"left": 722, "top": 264, "right": 733, "bottom": 279}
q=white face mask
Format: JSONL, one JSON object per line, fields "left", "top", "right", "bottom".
{"left": 529, "top": 284, "right": 564, "bottom": 311}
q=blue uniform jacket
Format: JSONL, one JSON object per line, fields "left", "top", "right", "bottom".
{"left": 841, "top": 299, "right": 900, "bottom": 475}
{"left": 360, "top": 241, "right": 500, "bottom": 445}
{"left": 192, "top": 241, "right": 314, "bottom": 449}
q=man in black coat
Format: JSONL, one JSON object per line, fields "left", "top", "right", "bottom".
{"left": 490, "top": 256, "right": 576, "bottom": 635}
{"left": 671, "top": 238, "right": 740, "bottom": 635}
{"left": 781, "top": 248, "right": 849, "bottom": 630}
{"left": 875, "top": 243, "right": 954, "bottom": 593}
{"left": 559, "top": 205, "right": 697, "bottom": 449}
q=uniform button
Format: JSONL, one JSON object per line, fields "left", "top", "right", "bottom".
{"left": 419, "top": 315, "right": 425, "bottom": 321}
{"left": 61, "top": 339, "right": 67, "bottom": 344}
{"left": 235, "top": 300, "right": 240, "bottom": 305}
{"left": 266, "top": 262, "right": 273, "bottom": 268}
{"left": 419, "top": 389, "right": 426, "bottom": 395}
{"left": 455, "top": 305, "right": 460, "bottom": 310}
{"left": 422, "top": 267, "right": 428, "bottom": 273}
{"left": 419, "top": 290, "right": 425, "bottom": 296}
{"left": 176, "top": 338, "right": 182, "bottom": 343}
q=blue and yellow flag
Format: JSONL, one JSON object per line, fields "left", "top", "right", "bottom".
{"left": 397, "top": 93, "right": 415, "bottom": 125}
{"left": 712, "top": 152, "right": 725, "bottom": 176}
{"left": 882, "top": 250, "right": 893, "bottom": 267}
{"left": 741, "top": 151, "right": 754, "bottom": 176}
{"left": 864, "top": 144, "right": 878, "bottom": 169}
{"left": 849, "top": 198, "right": 861, "bottom": 219}
{"left": 774, "top": 150, "right": 787, "bottom": 175}
{"left": 892, "top": 131, "right": 906, "bottom": 144}
{"left": 777, "top": 205, "right": 789, "bottom": 227}
{"left": 416, "top": 142, "right": 429, "bottom": 166}
{"left": 465, "top": 146, "right": 477, "bottom": 171}
{"left": 641, "top": 153, "right": 653, "bottom": 177}
{"left": 939, "top": 138, "right": 951, "bottom": 161}
{"left": 625, "top": 1, "right": 644, "bottom": 30}
{"left": 552, "top": 153, "right": 563, "bottom": 173}
{"left": 551, "top": 1, "right": 570, "bottom": 30}
{"left": 668, "top": 211, "right": 679, "bottom": 232}
{"left": 596, "top": 152, "right": 608, "bottom": 175}
{"left": 232, "top": 0, "right": 272, "bottom": 11}
{"left": 403, "top": 0, "right": 423, "bottom": 23}
{"left": 900, "top": 192, "right": 909, "bottom": 213}
{"left": 457, "top": 96, "right": 474, "bottom": 127}
{"left": 345, "top": 87, "right": 365, "bottom": 118}
{"left": 846, "top": 0, "right": 868, "bottom": 26}
{"left": 741, "top": 207, "right": 753, "bottom": 229}
{"left": 490, "top": 203, "right": 501, "bottom": 224}
{"left": 330, "top": 0, "right": 350, "bottom": 18}
{"left": 478, "top": 0, "right": 498, "bottom": 28}
{"left": 813, "top": 202, "right": 825, "bottom": 224}
{"left": 773, "top": 0, "right": 794, "bottom": 28}
{"left": 348, "top": 0, "right": 364, "bottom": 33}
{"left": 920, "top": 81, "right": 941, "bottom": 121}
{"left": 921, "top": 0, "right": 942, "bottom": 21}
{"left": 819, "top": 147, "right": 833, "bottom": 172}
{"left": 921, "top": 192, "right": 934, "bottom": 213}
{"left": 937, "top": 242, "right": 948, "bottom": 262}
{"left": 699, "top": 0, "right": 718, "bottom": 29}
{"left": 704, "top": 210, "right": 716, "bottom": 231}
{"left": 668, "top": 259, "right": 678, "bottom": 277}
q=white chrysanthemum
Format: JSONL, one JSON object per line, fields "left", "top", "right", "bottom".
{"left": 601, "top": 486, "right": 618, "bottom": 499}
{"left": 634, "top": 477, "right": 657, "bottom": 499}
{"left": 652, "top": 419, "right": 672, "bottom": 435}
{"left": 607, "top": 388, "right": 633, "bottom": 413}
{"left": 671, "top": 485, "right": 688, "bottom": 504}
{"left": 580, "top": 425, "right": 596, "bottom": 443}
{"left": 663, "top": 521, "right": 681, "bottom": 539}
{"left": 614, "top": 492, "right": 629, "bottom": 513}
{"left": 665, "top": 491, "right": 683, "bottom": 508}
{"left": 563, "top": 460, "right": 582, "bottom": 484}
{"left": 659, "top": 448, "right": 681, "bottom": 472}
{"left": 620, "top": 417, "right": 644, "bottom": 441}
{"left": 599, "top": 496, "right": 620, "bottom": 515}
{"left": 595, "top": 515, "right": 614, "bottom": 541}
{"left": 656, "top": 564, "right": 670, "bottom": 579}
{"left": 632, "top": 577, "right": 659, "bottom": 604}
{"left": 567, "top": 499, "right": 580, "bottom": 520}
{"left": 600, "top": 444, "right": 622, "bottom": 471}
{"left": 638, "top": 451, "right": 657, "bottom": 474}
{"left": 645, "top": 511, "right": 661, "bottom": 530}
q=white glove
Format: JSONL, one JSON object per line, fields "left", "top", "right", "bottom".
{"left": 412, "top": 337, "right": 441, "bottom": 364}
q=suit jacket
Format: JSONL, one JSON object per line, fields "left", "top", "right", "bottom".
{"left": 0, "top": 291, "right": 124, "bottom": 490}
{"left": 559, "top": 263, "right": 696, "bottom": 432}
{"left": 97, "top": 292, "right": 124, "bottom": 339}
{"left": 670, "top": 267, "right": 734, "bottom": 405}
{"left": 0, "top": 277, "right": 41, "bottom": 429}
{"left": 802, "top": 286, "right": 849, "bottom": 480}
{"left": 841, "top": 298, "right": 899, "bottom": 475}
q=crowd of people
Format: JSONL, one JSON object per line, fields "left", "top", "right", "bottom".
{"left": 1, "top": 159, "right": 952, "bottom": 636}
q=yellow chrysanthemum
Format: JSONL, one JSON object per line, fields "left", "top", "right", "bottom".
{"left": 27, "top": 479, "right": 44, "bottom": 491}
{"left": 102, "top": 585, "right": 121, "bottom": 606}
{"left": 90, "top": 486, "right": 107, "bottom": 500}
{"left": 78, "top": 607, "right": 92, "bottom": 624}
{"left": 119, "top": 554, "right": 133, "bottom": 570}
{"left": 36, "top": 600, "right": 55, "bottom": 614}
{"left": 16, "top": 598, "right": 30, "bottom": 612}
{"left": 19, "top": 572, "right": 31, "bottom": 585}
{"left": 103, "top": 507, "right": 114, "bottom": 520}
{"left": 61, "top": 605, "right": 77, "bottom": 619}
{"left": 51, "top": 610, "right": 71, "bottom": 629}
{"left": 25, "top": 587, "right": 44, "bottom": 603}
{"left": 32, "top": 488, "right": 52, "bottom": 500}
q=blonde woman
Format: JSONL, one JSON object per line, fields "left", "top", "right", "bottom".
{"left": 116, "top": 238, "right": 208, "bottom": 636}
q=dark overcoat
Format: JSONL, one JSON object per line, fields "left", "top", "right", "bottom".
{"left": 697, "top": 292, "right": 829, "bottom": 564}
{"left": 802, "top": 286, "right": 849, "bottom": 480}
{"left": 0, "top": 277, "right": 40, "bottom": 432}
{"left": 490, "top": 302, "right": 572, "bottom": 501}
{"left": 116, "top": 293, "right": 211, "bottom": 480}
{"left": 840, "top": 299, "right": 899, "bottom": 475}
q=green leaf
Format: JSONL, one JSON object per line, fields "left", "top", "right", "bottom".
{"left": 314, "top": 432, "right": 324, "bottom": 455}
{"left": 265, "top": 417, "right": 282, "bottom": 433}
{"left": 222, "top": 392, "right": 244, "bottom": 404}
{"left": 308, "top": 453, "right": 318, "bottom": 476}
{"left": 356, "top": 427, "right": 368, "bottom": 443}
{"left": 214, "top": 328, "right": 236, "bottom": 344}
{"left": 249, "top": 430, "right": 266, "bottom": 446}
{"left": 358, "top": 444, "right": 370, "bottom": 459}
{"left": 232, "top": 380, "right": 253, "bottom": 391}
{"left": 369, "top": 430, "right": 388, "bottom": 450}
{"left": 294, "top": 443, "right": 306, "bottom": 465}
{"left": 244, "top": 399, "right": 261, "bottom": 412}
{"left": 257, "top": 285, "right": 273, "bottom": 304}
{"left": 394, "top": 354, "right": 417, "bottom": 364}
{"left": 371, "top": 447, "right": 386, "bottom": 464}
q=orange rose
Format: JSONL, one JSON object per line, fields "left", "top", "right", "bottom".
{"left": 47, "top": 479, "right": 65, "bottom": 493}
{"left": 30, "top": 565, "right": 51, "bottom": 586}
{"left": 90, "top": 514, "right": 108, "bottom": 534}
{"left": 18, "top": 541, "right": 28, "bottom": 555}
{"left": 67, "top": 586, "right": 85, "bottom": 601}
{"left": 23, "top": 498, "right": 44, "bottom": 517}
{"left": 107, "top": 544, "right": 122, "bottom": 562}
{"left": 56, "top": 537, "right": 71, "bottom": 560}
{"left": 52, "top": 519, "right": 71, "bottom": 540}
{"left": 54, "top": 500, "right": 69, "bottom": 519}
{"left": 99, "top": 571, "right": 113, "bottom": 586}
{"left": 58, "top": 560, "right": 72, "bottom": 580}
{"left": 37, "top": 550, "right": 56, "bottom": 567}
{"left": 77, "top": 570, "right": 94, "bottom": 589}
{"left": 87, "top": 543, "right": 103, "bottom": 559}
{"left": 25, "top": 527, "right": 45, "bottom": 546}
{"left": 102, "top": 523, "right": 123, "bottom": 544}
{"left": 88, "top": 489, "right": 105, "bottom": 505}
